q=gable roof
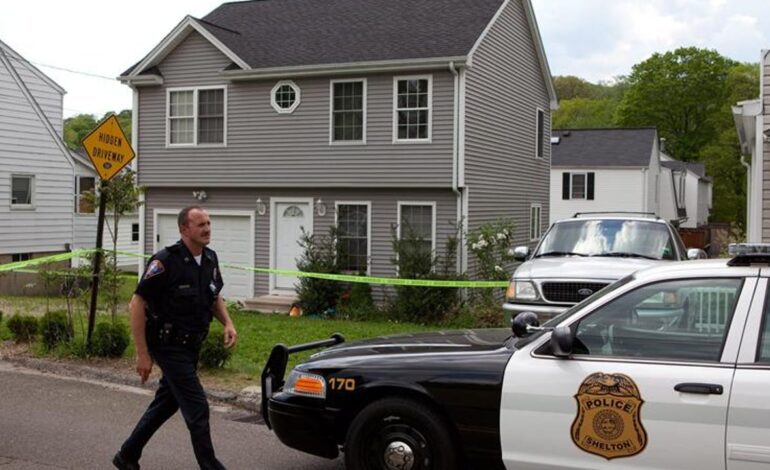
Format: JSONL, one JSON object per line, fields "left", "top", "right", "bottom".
{"left": 120, "top": 0, "right": 557, "bottom": 107}
{"left": 662, "top": 160, "right": 709, "bottom": 182}
{"left": 0, "top": 39, "right": 65, "bottom": 95}
{"left": 551, "top": 128, "right": 658, "bottom": 168}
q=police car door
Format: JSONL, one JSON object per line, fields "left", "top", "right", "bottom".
{"left": 728, "top": 274, "right": 770, "bottom": 470}
{"left": 500, "top": 274, "right": 756, "bottom": 470}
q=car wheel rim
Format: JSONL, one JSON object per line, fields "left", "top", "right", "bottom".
{"left": 366, "top": 422, "right": 432, "bottom": 470}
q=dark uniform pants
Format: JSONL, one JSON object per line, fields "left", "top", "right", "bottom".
{"left": 119, "top": 344, "right": 226, "bottom": 470}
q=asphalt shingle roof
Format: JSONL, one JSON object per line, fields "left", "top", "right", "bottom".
{"left": 551, "top": 128, "right": 657, "bottom": 167}
{"left": 197, "top": 0, "right": 505, "bottom": 69}
{"left": 662, "top": 160, "right": 708, "bottom": 180}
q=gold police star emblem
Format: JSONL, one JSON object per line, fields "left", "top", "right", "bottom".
{"left": 571, "top": 372, "right": 647, "bottom": 460}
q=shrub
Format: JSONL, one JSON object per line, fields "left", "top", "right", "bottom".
{"left": 389, "top": 224, "right": 463, "bottom": 324}
{"left": 338, "top": 281, "right": 381, "bottom": 321}
{"left": 7, "top": 315, "right": 39, "bottom": 342}
{"left": 296, "top": 227, "right": 345, "bottom": 316}
{"left": 89, "top": 322, "right": 130, "bottom": 358}
{"left": 0, "top": 310, "right": 3, "bottom": 325}
{"left": 39, "top": 310, "right": 73, "bottom": 350}
{"left": 199, "top": 329, "right": 232, "bottom": 369}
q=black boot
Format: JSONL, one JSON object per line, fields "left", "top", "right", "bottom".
{"left": 112, "top": 452, "right": 140, "bottom": 470}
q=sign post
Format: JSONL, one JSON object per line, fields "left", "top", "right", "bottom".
{"left": 81, "top": 115, "right": 135, "bottom": 346}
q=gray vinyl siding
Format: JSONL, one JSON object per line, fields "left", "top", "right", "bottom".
{"left": 464, "top": 0, "right": 550, "bottom": 254}
{"left": 143, "top": 187, "right": 458, "bottom": 297}
{"left": 761, "top": 56, "right": 770, "bottom": 242}
{"left": 136, "top": 31, "right": 455, "bottom": 188}
{"left": 0, "top": 48, "right": 74, "bottom": 255}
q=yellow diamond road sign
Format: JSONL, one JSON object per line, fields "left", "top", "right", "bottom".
{"left": 81, "top": 115, "right": 135, "bottom": 181}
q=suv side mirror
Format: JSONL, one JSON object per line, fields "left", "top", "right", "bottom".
{"left": 513, "top": 246, "right": 530, "bottom": 261}
{"left": 550, "top": 326, "right": 574, "bottom": 358}
{"left": 687, "top": 248, "right": 708, "bottom": 260}
{"left": 511, "top": 311, "right": 539, "bottom": 337}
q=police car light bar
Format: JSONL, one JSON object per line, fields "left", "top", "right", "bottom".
{"left": 728, "top": 243, "right": 770, "bottom": 255}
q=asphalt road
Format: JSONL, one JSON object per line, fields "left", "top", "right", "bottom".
{"left": 0, "top": 362, "right": 343, "bottom": 469}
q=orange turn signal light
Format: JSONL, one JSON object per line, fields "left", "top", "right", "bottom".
{"left": 294, "top": 376, "right": 325, "bottom": 395}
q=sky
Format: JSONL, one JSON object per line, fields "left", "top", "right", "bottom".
{"left": 1, "top": 0, "right": 768, "bottom": 118}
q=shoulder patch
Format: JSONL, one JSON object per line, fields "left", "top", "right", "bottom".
{"left": 143, "top": 260, "right": 165, "bottom": 280}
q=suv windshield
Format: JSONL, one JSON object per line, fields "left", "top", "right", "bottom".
{"left": 535, "top": 219, "right": 677, "bottom": 261}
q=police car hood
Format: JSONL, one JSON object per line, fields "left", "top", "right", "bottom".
{"left": 515, "top": 256, "right": 661, "bottom": 281}
{"left": 308, "top": 329, "right": 511, "bottom": 361}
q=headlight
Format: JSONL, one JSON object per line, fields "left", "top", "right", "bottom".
{"left": 506, "top": 280, "right": 539, "bottom": 301}
{"left": 284, "top": 370, "right": 327, "bottom": 398}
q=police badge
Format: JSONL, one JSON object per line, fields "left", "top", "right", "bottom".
{"left": 571, "top": 372, "right": 647, "bottom": 460}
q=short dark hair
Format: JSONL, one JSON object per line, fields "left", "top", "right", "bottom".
{"left": 178, "top": 206, "right": 204, "bottom": 227}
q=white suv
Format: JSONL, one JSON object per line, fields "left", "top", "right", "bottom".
{"left": 503, "top": 213, "right": 704, "bottom": 321}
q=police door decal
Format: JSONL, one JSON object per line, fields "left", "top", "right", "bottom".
{"left": 571, "top": 372, "right": 647, "bottom": 460}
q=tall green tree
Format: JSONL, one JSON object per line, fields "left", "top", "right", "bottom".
{"left": 552, "top": 76, "right": 626, "bottom": 129}
{"left": 615, "top": 47, "right": 736, "bottom": 161}
{"left": 64, "top": 110, "right": 132, "bottom": 150}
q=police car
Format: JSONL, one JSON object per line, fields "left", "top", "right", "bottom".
{"left": 262, "top": 244, "right": 770, "bottom": 470}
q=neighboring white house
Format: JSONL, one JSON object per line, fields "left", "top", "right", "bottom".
{"left": 550, "top": 128, "right": 711, "bottom": 227}
{"left": 0, "top": 38, "right": 139, "bottom": 278}
{"left": 733, "top": 51, "right": 769, "bottom": 243}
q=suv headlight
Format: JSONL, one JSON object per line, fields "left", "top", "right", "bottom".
{"left": 284, "top": 370, "right": 327, "bottom": 398}
{"left": 506, "top": 280, "right": 539, "bottom": 301}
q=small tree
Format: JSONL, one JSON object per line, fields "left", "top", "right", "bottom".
{"left": 84, "top": 169, "right": 143, "bottom": 319}
{"left": 295, "top": 227, "right": 345, "bottom": 316}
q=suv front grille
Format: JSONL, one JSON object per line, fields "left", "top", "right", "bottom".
{"left": 541, "top": 282, "right": 609, "bottom": 303}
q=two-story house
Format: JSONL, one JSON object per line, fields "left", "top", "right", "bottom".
{"left": 119, "top": 0, "right": 557, "bottom": 301}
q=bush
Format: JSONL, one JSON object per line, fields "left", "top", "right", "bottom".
{"left": 89, "top": 322, "right": 130, "bottom": 358}
{"left": 0, "top": 310, "right": 4, "bottom": 325}
{"left": 338, "top": 281, "right": 382, "bottom": 321}
{"left": 7, "top": 315, "right": 39, "bottom": 342}
{"left": 199, "top": 329, "right": 232, "bottom": 369}
{"left": 40, "top": 310, "right": 73, "bottom": 350}
{"left": 389, "top": 224, "right": 463, "bottom": 324}
{"left": 296, "top": 228, "right": 345, "bottom": 316}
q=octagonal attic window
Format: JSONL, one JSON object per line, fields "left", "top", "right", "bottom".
{"left": 271, "top": 80, "right": 300, "bottom": 114}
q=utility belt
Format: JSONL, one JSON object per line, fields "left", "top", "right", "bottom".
{"left": 147, "top": 321, "right": 208, "bottom": 349}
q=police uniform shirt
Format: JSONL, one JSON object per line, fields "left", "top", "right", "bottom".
{"left": 136, "top": 241, "right": 224, "bottom": 333}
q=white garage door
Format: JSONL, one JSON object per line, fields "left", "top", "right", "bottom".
{"left": 156, "top": 212, "right": 254, "bottom": 299}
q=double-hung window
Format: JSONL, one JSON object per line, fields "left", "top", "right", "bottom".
{"left": 75, "top": 176, "right": 95, "bottom": 214}
{"left": 336, "top": 202, "right": 370, "bottom": 273}
{"left": 562, "top": 172, "right": 595, "bottom": 200}
{"left": 398, "top": 202, "right": 436, "bottom": 255}
{"left": 331, "top": 79, "right": 366, "bottom": 143}
{"left": 131, "top": 223, "right": 140, "bottom": 242}
{"left": 11, "top": 175, "right": 34, "bottom": 208}
{"left": 167, "top": 87, "right": 226, "bottom": 146}
{"left": 394, "top": 76, "right": 432, "bottom": 142}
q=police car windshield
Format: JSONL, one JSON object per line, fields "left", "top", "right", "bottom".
{"left": 535, "top": 219, "right": 676, "bottom": 261}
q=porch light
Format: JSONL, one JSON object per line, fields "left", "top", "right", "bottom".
{"left": 315, "top": 198, "right": 327, "bottom": 217}
{"left": 256, "top": 197, "right": 267, "bottom": 216}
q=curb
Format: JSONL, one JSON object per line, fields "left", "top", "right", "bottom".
{"left": 0, "top": 355, "right": 261, "bottom": 411}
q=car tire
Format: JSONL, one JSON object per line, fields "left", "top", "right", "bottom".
{"left": 344, "top": 397, "right": 458, "bottom": 470}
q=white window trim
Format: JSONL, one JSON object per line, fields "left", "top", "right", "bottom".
{"left": 74, "top": 175, "right": 96, "bottom": 215}
{"left": 165, "top": 85, "right": 228, "bottom": 148}
{"left": 570, "top": 172, "right": 588, "bottom": 200}
{"left": 271, "top": 80, "right": 301, "bottom": 114}
{"left": 530, "top": 203, "right": 542, "bottom": 241}
{"left": 329, "top": 78, "right": 367, "bottom": 145}
{"left": 392, "top": 75, "right": 433, "bottom": 144}
{"left": 334, "top": 201, "right": 372, "bottom": 275}
{"left": 10, "top": 174, "right": 35, "bottom": 210}
{"left": 396, "top": 201, "right": 437, "bottom": 253}
{"left": 535, "top": 107, "right": 545, "bottom": 159}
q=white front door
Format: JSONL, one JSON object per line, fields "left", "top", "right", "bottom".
{"left": 156, "top": 212, "right": 254, "bottom": 299}
{"left": 501, "top": 276, "right": 751, "bottom": 470}
{"left": 273, "top": 200, "right": 312, "bottom": 292}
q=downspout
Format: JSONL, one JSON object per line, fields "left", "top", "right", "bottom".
{"left": 131, "top": 84, "right": 144, "bottom": 275}
{"left": 449, "top": 61, "right": 462, "bottom": 273}
{"left": 740, "top": 154, "right": 751, "bottom": 239}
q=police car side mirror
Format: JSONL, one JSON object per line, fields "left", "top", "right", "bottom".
{"left": 687, "top": 248, "right": 707, "bottom": 260}
{"left": 512, "top": 246, "right": 530, "bottom": 261}
{"left": 550, "top": 326, "right": 574, "bottom": 358}
{"left": 511, "top": 311, "right": 539, "bottom": 337}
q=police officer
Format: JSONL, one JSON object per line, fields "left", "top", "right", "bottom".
{"left": 113, "top": 206, "right": 238, "bottom": 470}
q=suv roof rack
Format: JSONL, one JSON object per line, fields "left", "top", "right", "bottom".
{"left": 572, "top": 211, "right": 660, "bottom": 220}
{"left": 727, "top": 244, "right": 770, "bottom": 266}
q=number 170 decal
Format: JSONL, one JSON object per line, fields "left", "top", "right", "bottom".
{"left": 328, "top": 377, "right": 356, "bottom": 391}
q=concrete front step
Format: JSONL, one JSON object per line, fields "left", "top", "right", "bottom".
{"left": 241, "top": 294, "right": 297, "bottom": 314}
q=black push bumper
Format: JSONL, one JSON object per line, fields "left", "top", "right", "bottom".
{"left": 267, "top": 394, "right": 341, "bottom": 459}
